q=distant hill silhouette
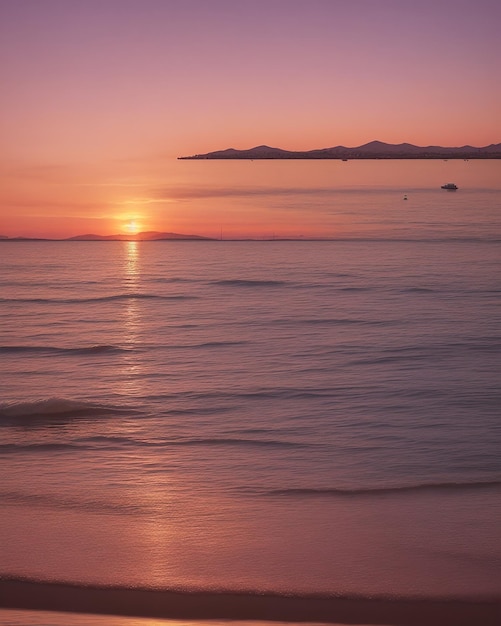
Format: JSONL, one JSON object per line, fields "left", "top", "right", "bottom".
{"left": 180, "top": 141, "right": 501, "bottom": 160}
{"left": 66, "top": 231, "right": 213, "bottom": 241}
{"left": 0, "top": 231, "right": 214, "bottom": 242}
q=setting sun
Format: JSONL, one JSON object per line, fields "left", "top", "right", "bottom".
{"left": 124, "top": 220, "right": 140, "bottom": 234}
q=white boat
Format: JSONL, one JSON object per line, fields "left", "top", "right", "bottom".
{"left": 441, "top": 183, "right": 458, "bottom": 190}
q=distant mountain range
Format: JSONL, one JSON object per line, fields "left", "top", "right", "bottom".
{"left": 0, "top": 231, "right": 214, "bottom": 241}
{"left": 66, "top": 231, "right": 213, "bottom": 241}
{"left": 179, "top": 140, "right": 501, "bottom": 160}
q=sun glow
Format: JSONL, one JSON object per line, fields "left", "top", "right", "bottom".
{"left": 125, "top": 220, "right": 140, "bottom": 235}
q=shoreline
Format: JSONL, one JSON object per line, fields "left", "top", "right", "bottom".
{"left": 179, "top": 155, "right": 501, "bottom": 160}
{"left": 0, "top": 578, "right": 499, "bottom": 626}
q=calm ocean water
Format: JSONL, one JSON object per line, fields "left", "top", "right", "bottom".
{"left": 0, "top": 161, "right": 500, "bottom": 625}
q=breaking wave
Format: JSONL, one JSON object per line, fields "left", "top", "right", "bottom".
{"left": 0, "top": 398, "right": 138, "bottom": 420}
{"left": 266, "top": 480, "right": 501, "bottom": 497}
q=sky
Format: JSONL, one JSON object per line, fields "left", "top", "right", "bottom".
{"left": 1, "top": 0, "right": 500, "bottom": 238}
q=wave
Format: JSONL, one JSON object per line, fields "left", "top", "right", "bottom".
{"left": 401, "top": 286, "right": 436, "bottom": 293}
{"left": 0, "top": 442, "right": 84, "bottom": 453}
{"left": 0, "top": 344, "right": 130, "bottom": 355}
{"left": 350, "top": 339, "right": 501, "bottom": 365}
{"left": 0, "top": 577, "right": 498, "bottom": 625}
{"left": 163, "top": 388, "right": 338, "bottom": 404}
{"left": 171, "top": 437, "right": 306, "bottom": 449}
{"left": 153, "top": 276, "right": 200, "bottom": 283}
{"left": 159, "top": 340, "right": 250, "bottom": 351}
{"left": 79, "top": 293, "right": 197, "bottom": 303}
{"left": 82, "top": 435, "right": 307, "bottom": 451}
{"left": 0, "top": 398, "right": 139, "bottom": 421}
{"left": 297, "top": 317, "right": 387, "bottom": 326}
{"left": 1, "top": 341, "right": 249, "bottom": 355}
{"left": 0, "top": 490, "right": 141, "bottom": 515}
{"left": 0, "top": 428, "right": 305, "bottom": 453}
{"left": 268, "top": 316, "right": 393, "bottom": 327}
{"left": 211, "top": 278, "right": 290, "bottom": 287}
{"left": 197, "top": 340, "right": 249, "bottom": 348}
{"left": 266, "top": 480, "right": 501, "bottom": 498}
{"left": 0, "top": 292, "right": 198, "bottom": 304}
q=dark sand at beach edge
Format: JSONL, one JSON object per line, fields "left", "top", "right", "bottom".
{"left": 0, "top": 578, "right": 499, "bottom": 626}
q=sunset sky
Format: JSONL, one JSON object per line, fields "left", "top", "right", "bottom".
{"left": 1, "top": 0, "right": 500, "bottom": 238}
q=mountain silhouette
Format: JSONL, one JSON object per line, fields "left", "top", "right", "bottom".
{"left": 0, "top": 231, "right": 214, "bottom": 242}
{"left": 179, "top": 141, "right": 501, "bottom": 160}
{"left": 66, "top": 231, "right": 214, "bottom": 241}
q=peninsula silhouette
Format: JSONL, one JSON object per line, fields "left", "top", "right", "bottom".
{"left": 179, "top": 140, "right": 501, "bottom": 160}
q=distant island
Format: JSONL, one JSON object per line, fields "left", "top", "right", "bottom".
{"left": 0, "top": 231, "right": 215, "bottom": 242}
{"left": 179, "top": 140, "right": 501, "bottom": 160}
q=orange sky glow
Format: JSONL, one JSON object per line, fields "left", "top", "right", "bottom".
{"left": 1, "top": 0, "right": 500, "bottom": 238}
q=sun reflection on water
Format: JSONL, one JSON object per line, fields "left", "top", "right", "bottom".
{"left": 120, "top": 241, "right": 143, "bottom": 397}
{"left": 123, "top": 241, "right": 140, "bottom": 346}
{"left": 124, "top": 240, "right": 139, "bottom": 286}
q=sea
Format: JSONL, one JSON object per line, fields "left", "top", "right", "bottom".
{"left": 0, "top": 159, "right": 500, "bottom": 626}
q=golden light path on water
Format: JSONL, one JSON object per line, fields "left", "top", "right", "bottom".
{"left": 120, "top": 240, "right": 143, "bottom": 397}
{"left": 118, "top": 240, "right": 179, "bottom": 580}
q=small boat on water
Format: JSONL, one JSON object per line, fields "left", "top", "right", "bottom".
{"left": 441, "top": 183, "right": 458, "bottom": 190}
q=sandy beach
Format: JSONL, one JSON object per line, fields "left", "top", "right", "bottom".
{"left": 0, "top": 578, "right": 499, "bottom": 626}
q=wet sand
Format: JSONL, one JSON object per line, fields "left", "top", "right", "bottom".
{"left": 0, "top": 578, "right": 499, "bottom": 626}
